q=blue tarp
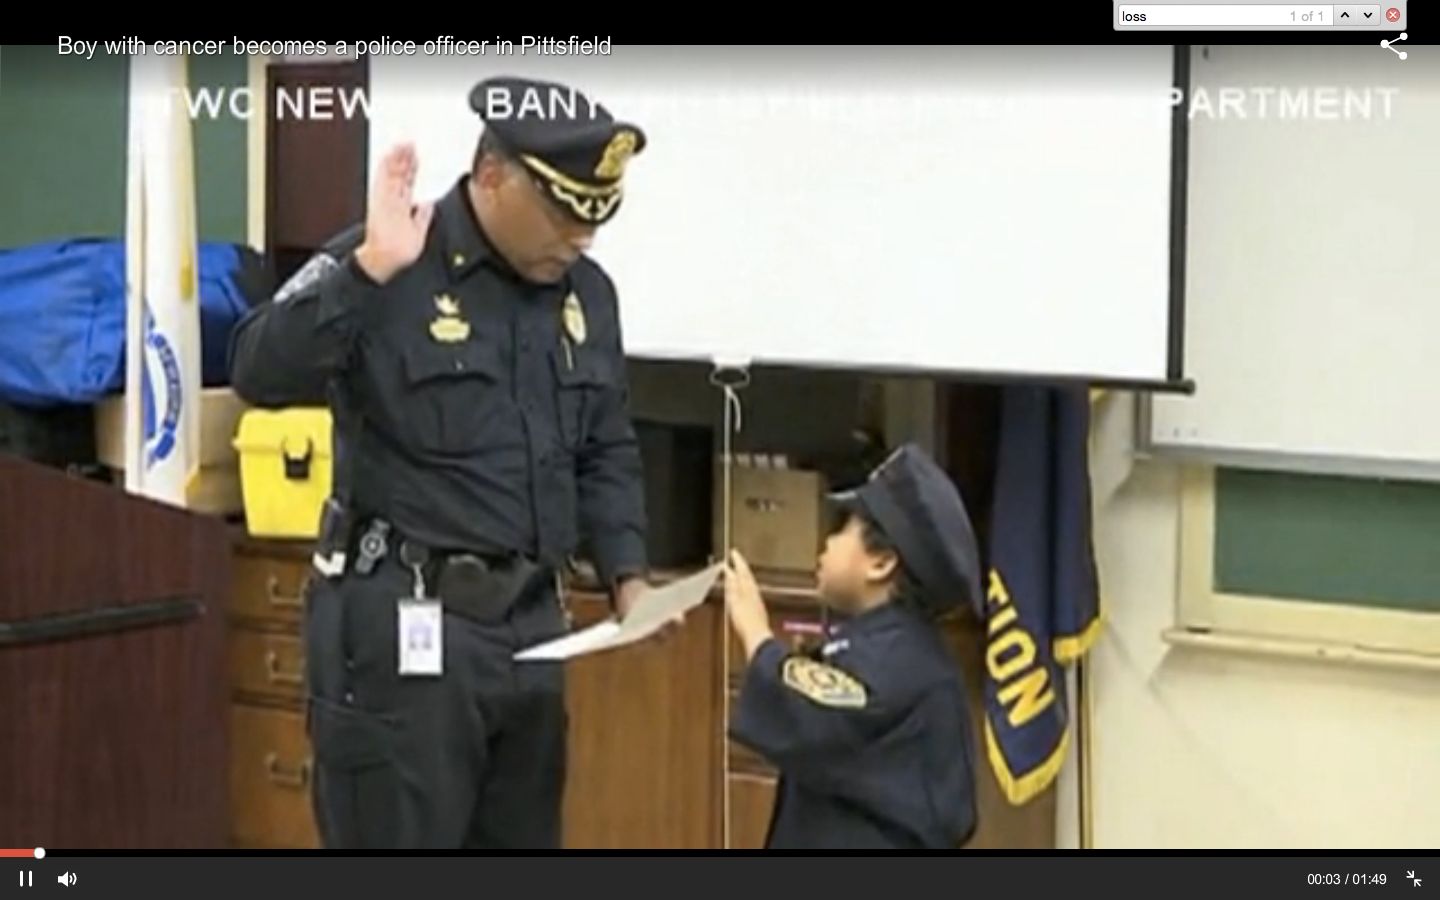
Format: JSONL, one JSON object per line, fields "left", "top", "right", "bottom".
{"left": 0, "top": 238, "right": 259, "bottom": 407}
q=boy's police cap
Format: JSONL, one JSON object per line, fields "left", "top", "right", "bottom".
{"left": 470, "top": 75, "right": 646, "bottom": 226}
{"left": 830, "top": 443, "right": 983, "bottom": 618}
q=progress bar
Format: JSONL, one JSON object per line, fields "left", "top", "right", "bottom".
{"left": 0, "top": 848, "right": 45, "bottom": 858}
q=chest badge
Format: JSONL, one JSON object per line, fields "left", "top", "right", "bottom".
{"left": 429, "top": 293, "right": 471, "bottom": 343}
{"left": 562, "top": 292, "right": 587, "bottom": 345}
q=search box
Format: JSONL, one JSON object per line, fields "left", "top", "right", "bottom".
{"left": 1117, "top": 4, "right": 1337, "bottom": 28}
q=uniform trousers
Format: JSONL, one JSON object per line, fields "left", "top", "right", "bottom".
{"left": 302, "top": 552, "right": 571, "bottom": 849}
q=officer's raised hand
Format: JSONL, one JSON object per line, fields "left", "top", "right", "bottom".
{"left": 355, "top": 142, "right": 435, "bottom": 284}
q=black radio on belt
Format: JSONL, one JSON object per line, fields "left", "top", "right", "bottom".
{"left": 354, "top": 519, "right": 391, "bottom": 576}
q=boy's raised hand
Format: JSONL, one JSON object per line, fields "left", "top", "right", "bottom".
{"left": 725, "top": 550, "right": 773, "bottom": 660}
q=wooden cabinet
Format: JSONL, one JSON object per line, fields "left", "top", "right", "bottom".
{"left": 0, "top": 456, "right": 230, "bottom": 850}
{"left": 220, "top": 549, "right": 1055, "bottom": 849}
{"left": 560, "top": 586, "right": 723, "bottom": 849}
{"left": 726, "top": 773, "right": 780, "bottom": 849}
{"left": 227, "top": 537, "right": 322, "bottom": 849}
{"left": 560, "top": 569, "right": 838, "bottom": 850}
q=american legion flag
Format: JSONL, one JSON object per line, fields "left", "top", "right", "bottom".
{"left": 123, "top": 51, "right": 202, "bottom": 506}
{"left": 982, "top": 384, "right": 1103, "bottom": 805}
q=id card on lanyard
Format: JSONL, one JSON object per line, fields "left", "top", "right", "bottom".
{"left": 399, "top": 559, "right": 443, "bottom": 677}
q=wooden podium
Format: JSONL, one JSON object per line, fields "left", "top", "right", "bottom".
{"left": 0, "top": 454, "right": 230, "bottom": 849}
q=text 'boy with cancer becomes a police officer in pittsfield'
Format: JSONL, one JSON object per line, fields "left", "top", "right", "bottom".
{"left": 724, "top": 442, "right": 983, "bottom": 850}
{"left": 227, "top": 76, "right": 671, "bottom": 849}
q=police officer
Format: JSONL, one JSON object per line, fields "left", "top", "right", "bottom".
{"left": 723, "top": 443, "right": 981, "bottom": 849}
{"left": 228, "top": 76, "right": 658, "bottom": 849}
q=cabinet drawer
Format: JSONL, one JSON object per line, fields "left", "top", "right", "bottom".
{"left": 728, "top": 737, "right": 775, "bottom": 778}
{"left": 230, "top": 704, "right": 321, "bottom": 849}
{"left": 728, "top": 773, "right": 777, "bottom": 850}
{"left": 232, "top": 551, "right": 311, "bottom": 626}
{"left": 230, "top": 630, "right": 306, "bottom": 704}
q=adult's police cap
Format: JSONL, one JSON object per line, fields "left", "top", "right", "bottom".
{"left": 469, "top": 75, "right": 647, "bottom": 226}
{"left": 829, "top": 443, "right": 983, "bottom": 618}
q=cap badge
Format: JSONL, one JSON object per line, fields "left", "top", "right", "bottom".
{"left": 594, "top": 129, "right": 638, "bottom": 180}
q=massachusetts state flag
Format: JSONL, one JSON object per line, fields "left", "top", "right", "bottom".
{"left": 124, "top": 51, "right": 201, "bottom": 506}
{"left": 983, "top": 384, "right": 1102, "bottom": 804}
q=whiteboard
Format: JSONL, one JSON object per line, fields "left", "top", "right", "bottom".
{"left": 1147, "top": 45, "right": 1440, "bottom": 481}
{"left": 368, "top": 46, "right": 1181, "bottom": 383}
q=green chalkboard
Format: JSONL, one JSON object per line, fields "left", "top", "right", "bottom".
{"left": 1214, "top": 467, "right": 1440, "bottom": 613}
{"left": 189, "top": 53, "right": 249, "bottom": 244}
{"left": 0, "top": 45, "right": 247, "bottom": 248}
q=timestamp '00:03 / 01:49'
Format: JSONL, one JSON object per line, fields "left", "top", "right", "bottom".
{"left": 1307, "top": 874, "right": 1387, "bottom": 886}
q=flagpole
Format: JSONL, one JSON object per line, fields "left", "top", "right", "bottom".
{"left": 710, "top": 357, "right": 751, "bottom": 851}
{"left": 123, "top": 48, "right": 147, "bottom": 493}
{"left": 173, "top": 52, "right": 202, "bottom": 506}
{"left": 1078, "top": 655, "right": 1095, "bottom": 849}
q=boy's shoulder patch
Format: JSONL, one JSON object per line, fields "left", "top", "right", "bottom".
{"left": 782, "top": 656, "right": 868, "bottom": 709}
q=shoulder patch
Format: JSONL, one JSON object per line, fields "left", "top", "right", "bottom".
{"left": 782, "top": 657, "right": 868, "bottom": 709}
{"left": 274, "top": 253, "right": 340, "bottom": 304}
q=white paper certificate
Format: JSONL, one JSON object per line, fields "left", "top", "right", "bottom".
{"left": 514, "top": 563, "right": 723, "bottom": 661}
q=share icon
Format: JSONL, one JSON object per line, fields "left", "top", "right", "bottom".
{"left": 1382, "top": 32, "right": 1408, "bottom": 60}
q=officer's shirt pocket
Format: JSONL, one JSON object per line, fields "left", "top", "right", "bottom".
{"left": 552, "top": 343, "right": 613, "bottom": 450}
{"left": 399, "top": 338, "right": 507, "bottom": 455}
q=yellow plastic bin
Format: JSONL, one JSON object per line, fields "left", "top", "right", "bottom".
{"left": 232, "top": 407, "right": 334, "bottom": 538}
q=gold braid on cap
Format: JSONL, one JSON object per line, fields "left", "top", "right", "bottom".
{"left": 520, "top": 154, "right": 619, "bottom": 198}
{"left": 545, "top": 181, "right": 623, "bottom": 223}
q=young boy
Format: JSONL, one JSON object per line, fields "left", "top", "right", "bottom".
{"left": 724, "top": 442, "right": 982, "bottom": 850}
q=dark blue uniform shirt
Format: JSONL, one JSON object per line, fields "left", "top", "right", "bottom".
{"left": 228, "top": 176, "right": 648, "bottom": 586}
{"left": 731, "top": 602, "right": 979, "bottom": 850}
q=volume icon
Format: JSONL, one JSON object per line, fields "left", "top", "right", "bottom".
{"left": 58, "top": 872, "right": 76, "bottom": 887}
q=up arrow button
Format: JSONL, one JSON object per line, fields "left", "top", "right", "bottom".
{"left": 1336, "top": 5, "right": 1382, "bottom": 26}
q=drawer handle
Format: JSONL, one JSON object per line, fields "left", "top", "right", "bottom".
{"left": 265, "top": 650, "right": 304, "bottom": 687}
{"left": 266, "top": 575, "right": 305, "bottom": 611}
{"left": 265, "top": 753, "right": 311, "bottom": 790}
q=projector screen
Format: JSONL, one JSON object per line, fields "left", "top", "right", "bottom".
{"left": 367, "top": 46, "right": 1183, "bottom": 385}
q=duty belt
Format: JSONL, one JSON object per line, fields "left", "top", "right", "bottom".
{"left": 352, "top": 518, "right": 544, "bottom": 625}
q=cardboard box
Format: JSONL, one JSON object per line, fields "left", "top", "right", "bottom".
{"left": 93, "top": 387, "right": 249, "bottom": 515}
{"left": 713, "top": 458, "right": 828, "bottom": 574}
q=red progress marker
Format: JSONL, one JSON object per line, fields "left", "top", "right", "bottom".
{"left": 0, "top": 848, "right": 44, "bottom": 858}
